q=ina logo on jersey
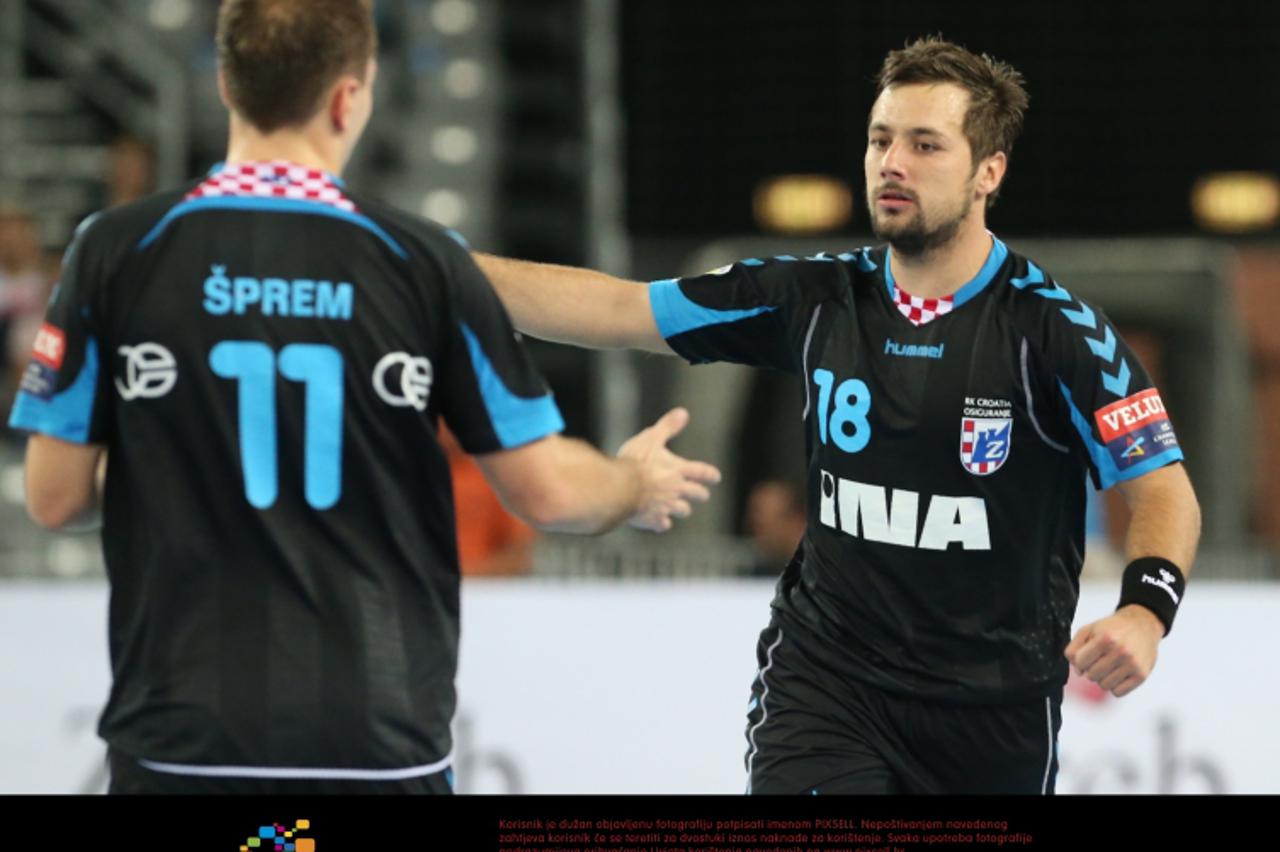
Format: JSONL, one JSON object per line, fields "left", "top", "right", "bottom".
{"left": 960, "top": 417, "right": 1012, "bottom": 475}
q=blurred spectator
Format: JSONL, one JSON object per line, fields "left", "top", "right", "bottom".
{"left": 107, "top": 135, "right": 156, "bottom": 208}
{"left": 744, "top": 478, "right": 806, "bottom": 577}
{"left": 0, "top": 205, "right": 52, "bottom": 415}
{"left": 439, "top": 425, "right": 537, "bottom": 576}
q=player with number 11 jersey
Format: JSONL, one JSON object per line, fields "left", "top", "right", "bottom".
{"left": 9, "top": 161, "right": 562, "bottom": 780}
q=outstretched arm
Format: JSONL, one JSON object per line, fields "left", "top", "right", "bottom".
{"left": 475, "top": 407, "right": 720, "bottom": 535}
{"left": 1065, "top": 462, "right": 1200, "bottom": 696}
{"left": 473, "top": 253, "right": 672, "bottom": 355}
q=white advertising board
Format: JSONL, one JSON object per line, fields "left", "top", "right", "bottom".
{"left": 0, "top": 579, "right": 1275, "bottom": 793}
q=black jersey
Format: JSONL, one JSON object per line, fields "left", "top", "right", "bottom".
{"left": 9, "top": 161, "right": 563, "bottom": 779}
{"left": 650, "top": 237, "right": 1183, "bottom": 703}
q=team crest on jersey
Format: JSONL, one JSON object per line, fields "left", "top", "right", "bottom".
{"left": 960, "top": 417, "right": 1012, "bottom": 475}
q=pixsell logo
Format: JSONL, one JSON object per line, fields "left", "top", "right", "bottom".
{"left": 238, "top": 819, "right": 314, "bottom": 852}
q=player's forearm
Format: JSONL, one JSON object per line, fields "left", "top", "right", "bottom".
{"left": 1121, "top": 464, "right": 1201, "bottom": 576}
{"left": 473, "top": 253, "right": 669, "bottom": 354}
{"left": 537, "top": 446, "right": 642, "bottom": 535}
{"left": 24, "top": 437, "right": 104, "bottom": 530}
{"left": 486, "top": 435, "right": 641, "bottom": 535}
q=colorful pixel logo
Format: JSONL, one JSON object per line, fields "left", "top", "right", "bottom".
{"left": 239, "top": 820, "right": 314, "bottom": 852}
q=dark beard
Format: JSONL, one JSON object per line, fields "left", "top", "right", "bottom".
{"left": 872, "top": 207, "right": 966, "bottom": 258}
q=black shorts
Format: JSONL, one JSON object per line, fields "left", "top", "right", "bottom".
{"left": 743, "top": 622, "right": 1062, "bottom": 795}
{"left": 107, "top": 749, "right": 454, "bottom": 795}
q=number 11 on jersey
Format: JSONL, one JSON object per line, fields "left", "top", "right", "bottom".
{"left": 210, "top": 341, "right": 344, "bottom": 510}
{"left": 813, "top": 369, "right": 872, "bottom": 453}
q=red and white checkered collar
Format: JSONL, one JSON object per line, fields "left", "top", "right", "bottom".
{"left": 186, "top": 161, "right": 356, "bottom": 213}
{"left": 893, "top": 287, "right": 954, "bottom": 327}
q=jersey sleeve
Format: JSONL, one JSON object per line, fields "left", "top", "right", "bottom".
{"left": 432, "top": 242, "right": 565, "bottom": 455}
{"left": 7, "top": 215, "right": 113, "bottom": 444}
{"left": 1032, "top": 279, "right": 1184, "bottom": 490}
{"left": 648, "top": 255, "right": 838, "bottom": 373}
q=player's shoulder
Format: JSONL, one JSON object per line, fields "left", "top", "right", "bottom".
{"left": 718, "top": 245, "right": 884, "bottom": 303}
{"left": 840, "top": 244, "right": 888, "bottom": 296}
{"left": 342, "top": 189, "right": 474, "bottom": 269}
{"left": 819, "top": 245, "right": 886, "bottom": 278}
{"left": 64, "top": 184, "right": 198, "bottom": 273}
{"left": 75, "top": 186, "right": 194, "bottom": 247}
{"left": 994, "top": 243, "right": 1100, "bottom": 327}
{"left": 992, "top": 243, "right": 1124, "bottom": 377}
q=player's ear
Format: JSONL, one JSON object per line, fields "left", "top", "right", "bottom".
{"left": 975, "top": 151, "right": 1007, "bottom": 202}
{"left": 216, "top": 68, "right": 232, "bottom": 112}
{"left": 328, "top": 74, "right": 360, "bottom": 133}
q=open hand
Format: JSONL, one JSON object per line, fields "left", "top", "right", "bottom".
{"left": 617, "top": 407, "right": 722, "bottom": 532}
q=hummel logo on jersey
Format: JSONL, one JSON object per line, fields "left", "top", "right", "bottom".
{"left": 817, "top": 470, "right": 991, "bottom": 551}
{"left": 883, "top": 339, "right": 945, "bottom": 359}
{"left": 116, "top": 343, "right": 178, "bottom": 400}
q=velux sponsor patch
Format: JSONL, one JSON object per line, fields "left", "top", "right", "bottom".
{"left": 32, "top": 323, "right": 66, "bottom": 369}
{"left": 20, "top": 323, "right": 66, "bottom": 400}
{"left": 1094, "top": 388, "right": 1179, "bottom": 467}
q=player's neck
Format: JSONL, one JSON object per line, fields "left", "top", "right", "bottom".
{"left": 225, "top": 119, "right": 346, "bottom": 179}
{"left": 888, "top": 217, "right": 994, "bottom": 301}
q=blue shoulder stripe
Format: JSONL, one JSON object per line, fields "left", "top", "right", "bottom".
{"left": 460, "top": 323, "right": 564, "bottom": 449}
{"left": 647, "top": 278, "right": 778, "bottom": 339}
{"left": 8, "top": 338, "right": 101, "bottom": 444}
{"left": 1057, "top": 379, "right": 1183, "bottom": 489}
{"left": 136, "top": 197, "right": 409, "bottom": 259}
{"left": 1018, "top": 261, "right": 1133, "bottom": 400}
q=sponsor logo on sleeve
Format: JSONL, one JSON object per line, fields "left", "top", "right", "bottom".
{"left": 32, "top": 323, "right": 65, "bottom": 369}
{"left": 19, "top": 361, "right": 56, "bottom": 399}
{"left": 1094, "top": 388, "right": 1179, "bottom": 467}
{"left": 19, "top": 324, "right": 66, "bottom": 399}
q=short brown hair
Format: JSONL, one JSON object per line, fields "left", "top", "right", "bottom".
{"left": 216, "top": 0, "right": 377, "bottom": 132}
{"left": 877, "top": 36, "right": 1029, "bottom": 203}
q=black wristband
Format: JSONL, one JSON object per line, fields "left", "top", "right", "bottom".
{"left": 1116, "top": 557, "right": 1185, "bottom": 636}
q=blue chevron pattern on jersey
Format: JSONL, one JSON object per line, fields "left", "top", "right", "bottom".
{"left": 1059, "top": 302, "right": 1095, "bottom": 327}
{"left": 835, "top": 249, "right": 878, "bottom": 272}
{"left": 1084, "top": 326, "right": 1117, "bottom": 361}
{"left": 1101, "top": 360, "right": 1132, "bottom": 397}
{"left": 1012, "top": 261, "right": 1131, "bottom": 397}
